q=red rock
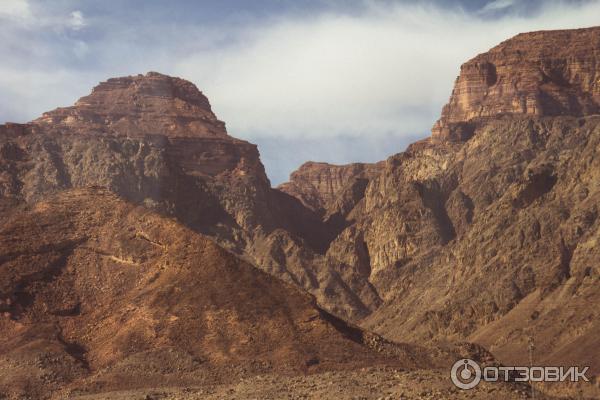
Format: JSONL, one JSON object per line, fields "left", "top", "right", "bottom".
{"left": 433, "top": 27, "right": 600, "bottom": 141}
{"left": 0, "top": 72, "right": 379, "bottom": 324}
{"left": 278, "top": 161, "right": 383, "bottom": 215}
{"left": 34, "top": 71, "right": 227, "bottom": 138}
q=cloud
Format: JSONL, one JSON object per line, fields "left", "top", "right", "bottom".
{"left": 0, "top": 0, "right": 87, "bottom": 31}
{"left": 0, "top": 0, "right": 599, "bottom": 183}
{"left": 69, "top": 10, "right": 86, "bottom": 30}
{"left": 174, "top": 0, "right": 600, "bottom": 142}
{"left": 0, "top": 0, "right": 32, "bottom": 20}
{"left": 478, "top": 0, "right": 517, "bottom": 13}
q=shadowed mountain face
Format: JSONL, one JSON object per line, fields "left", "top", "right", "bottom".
{"left": 278, "top": 161, "right": 384, "bottom": 219}
{"left": 1, "top": 26, "right": 600, "bottom": 398}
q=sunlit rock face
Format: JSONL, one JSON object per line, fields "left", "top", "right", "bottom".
{"left": 34, "top": 71, "right": 228, "bottom": 138}
{"left": 278, "top": 161, "right": 383, "bottom": 216}
{"left": 278, "top": 28, "right": 600, "bottom": 375}
{"left": 432, "top": 27, "right": 600, "bottom": 141}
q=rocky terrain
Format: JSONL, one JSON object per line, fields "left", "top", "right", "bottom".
{"left": 61, "top": 367, "right": 563, "bottom": 400}
{"left": 281, "top": 26, "right": 600, "bottom": 384}
{"left": 278, "top": 161, "right": 383, "bottom": 217}
{"left": 1, "top": 26, "right": 600, "bottom": 399}
{"left": 0, "top": 189, "right": 458, "bottom": 399}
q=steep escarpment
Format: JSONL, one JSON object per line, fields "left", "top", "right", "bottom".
{"left": 0, "top": 72, "right": 380, "bottom": 322}
{"left": 34, "top": 72, "right": 228, "bottom": 138}
{"left": 361, "top": 116, "right": 600, "bottom": 372}
{"left": 0, "top": 72, "right": 268, "bottom": 203}
{"left": 432, "top": 26, "right": 600, "bottom": 141}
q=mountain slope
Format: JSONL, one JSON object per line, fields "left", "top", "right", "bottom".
{"left": 362, "top": 115, "right": 600, "bottom": 374}
{"left": 0, "top": 188, "right": 442, "bottom": 399}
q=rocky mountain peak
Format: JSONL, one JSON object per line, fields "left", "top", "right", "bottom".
{"left": 32, "top": 71, "right": 228, "bottom": 138}
{"left": 433, "top": 26, "right": 600, "bottom": 141}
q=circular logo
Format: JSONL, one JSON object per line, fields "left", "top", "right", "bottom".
{"left": 451, "top": 358, "right": 482, "bottom": 390}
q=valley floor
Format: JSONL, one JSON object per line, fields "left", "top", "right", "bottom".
{"left": 65, "top": 367, "right": 594, "bottom": 400}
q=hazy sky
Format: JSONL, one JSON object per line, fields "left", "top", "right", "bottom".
{"left": 1, "top": 0, "right": 599, "bottom": 184}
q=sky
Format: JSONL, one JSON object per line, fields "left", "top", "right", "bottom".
{"left": 1, "top": 0, "right": 599, "bottom": 184}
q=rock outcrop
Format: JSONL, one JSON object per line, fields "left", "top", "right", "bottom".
{"left": 35, "top": 72, "right": 228, "bottom": 138}
{"left": 278, "top": 161, "right": 383, "bottom": 218}
{"left": 280, "top": 27, "right": 600, "bottom": 377}
{"left": 432, "top": 27, "right": 600, "bottom": 141}
{"left": 332, "top": 28, "right": 600, "bottom": 376}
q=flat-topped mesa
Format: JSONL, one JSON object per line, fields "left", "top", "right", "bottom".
{"left": 432, "top": 26, "right": 600, "bottom": 141}
{"left": 32, "top": 71, "right": 228, "bottom": 138}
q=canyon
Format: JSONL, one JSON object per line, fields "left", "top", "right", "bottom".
{"left": 1, "top": 27, "right": 600, "bottom": 399}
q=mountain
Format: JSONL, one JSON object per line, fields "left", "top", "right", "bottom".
{"left": 278, "top": 161, "right": 384, "bottom": 218}
{"left": 0, "top": 72, "right": 380, "bottom": 322}
{"left": 432, "top": 27, "right": 600, "bottom": 141}
{"left": 280, "top": 27, "right": 600, "bottom": 376}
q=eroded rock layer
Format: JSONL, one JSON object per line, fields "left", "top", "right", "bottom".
{"left": 279, "top": 28, "right": 600, "bottom": 376}
{"left": 432, "top": 27, "right": 600, "bottom": 141}
{"left": 35, "top": 72, "right": 228, "bottom": 138}
{"left": 278, "top": 161, "right": 383, "bottom": 216}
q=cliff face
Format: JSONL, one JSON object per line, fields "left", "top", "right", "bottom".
{"left": 34, "top": 72, "right": 228, "bottom": 138}
{"left": 432, "top": 27, "right": 600, "bottom": 141}
{"left": 341, "top": 29, "right": 600, "bottom": 374}
{"left": 0, "top": 72, "right": 268, "bottom": 202}
{"left": 361, "top": 116, "right": 600, "bottom": 372}
{"left": 278, "top": 161, "right": 383, "bottom": 216}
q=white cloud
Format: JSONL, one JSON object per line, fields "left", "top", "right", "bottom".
{"left": 0, "top": 0, "right": 32, "bottom": 20}
{"left": 0, "top": 0, "right": 87, "bottom": 31}
{"left": 69, "top": 10, "right": 86, "bottom": 30}
{"left": 174, "top": 1, "right": 600, "bottom": 141}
